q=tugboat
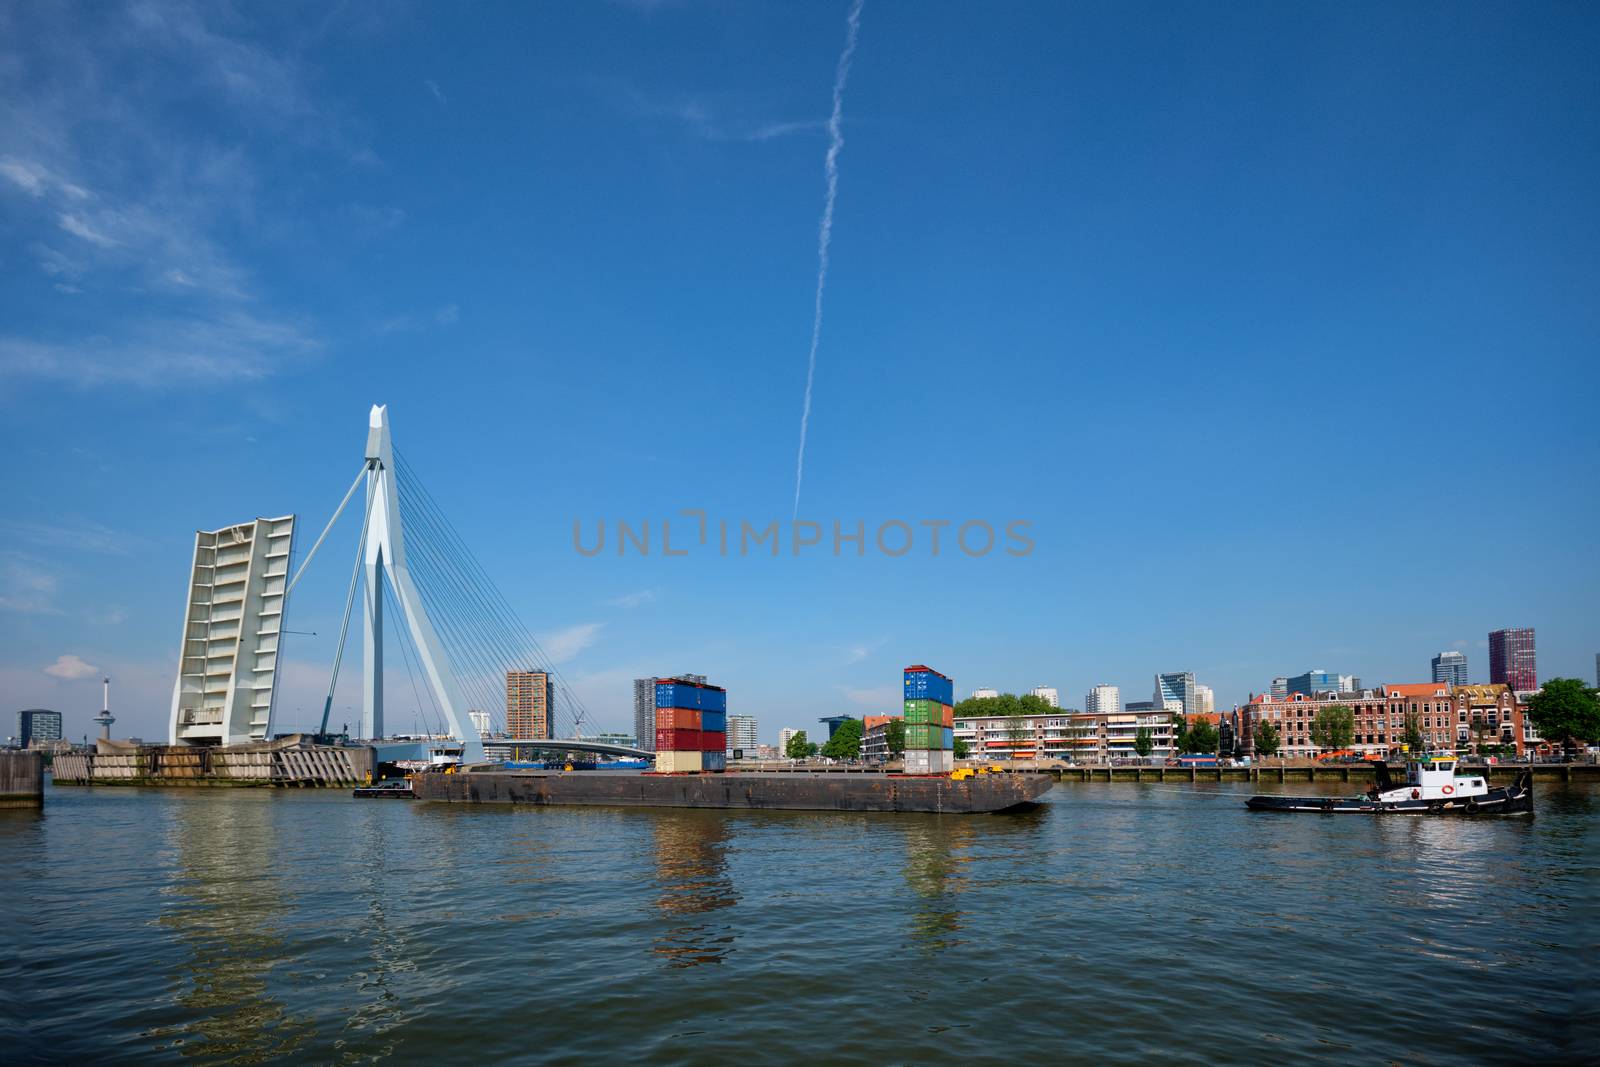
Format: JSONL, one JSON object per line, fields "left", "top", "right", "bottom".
{"left": 1246, "top": 756, "right": 1533, "bottom": 815}
{"left": 353, "top": 777, "right": 416, "bottom": 799}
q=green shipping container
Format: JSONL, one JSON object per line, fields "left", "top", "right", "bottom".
{"left": 904, "top": 723, "right": 951, "bottom": 750}
{"left": 904, "top": 699, "right": 941, "bottom": 725}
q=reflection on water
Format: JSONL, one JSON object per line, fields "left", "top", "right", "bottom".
{"left": 342, "top": 804, "right": 421, "bottom": 1056}
{"left": 144, "top": 795, "right": 315, "bottom": 1063}
{"left": 650, "top": 812, "right": 738, "bottom": 968}
{"left": 901, "top": 818, "right": 978, "bottom": 952}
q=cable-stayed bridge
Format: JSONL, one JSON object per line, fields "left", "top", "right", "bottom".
{"left": 284, "top": 405, "right": 630, "bottom": 764}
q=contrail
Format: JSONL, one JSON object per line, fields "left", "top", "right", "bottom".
{"left": 792, "top": 0, "right": 864, "bottom": 520}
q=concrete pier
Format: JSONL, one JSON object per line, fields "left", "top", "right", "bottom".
{"left": 0, "top": 751, "right": 45, "bottom": 808}
{"left": 50, "top": 736, "right": 374, "bottom": 788}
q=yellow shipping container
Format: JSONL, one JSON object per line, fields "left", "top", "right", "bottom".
{"left": 654, "top": 750, "right": 703, "bottom": 773}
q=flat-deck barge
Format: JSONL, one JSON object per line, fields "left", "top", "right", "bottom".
{"left": 412, "top": 769, "right": 1052, "bottom": 814}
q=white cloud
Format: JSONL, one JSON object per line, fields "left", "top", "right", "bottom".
{"left": 538, "top": 622, "right": 605, "bottom": 664}
{"left": 44, "top": 654, "right": 99, "bottom": 680}
{"left": 605, "top": 589, "right": 657, "bottom": 609}
{"left": 424, "top": 79, "right": 445, "bottom": 104}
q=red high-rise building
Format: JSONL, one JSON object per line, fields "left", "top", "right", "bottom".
{"left": 1488, "top": 628, "right": 1536, "bottom": 692}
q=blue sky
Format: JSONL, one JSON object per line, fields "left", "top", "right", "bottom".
{"left": 2, "top": 1, "right": 1597, "bottom": 745}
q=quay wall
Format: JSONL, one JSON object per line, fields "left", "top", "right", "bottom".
{"left": 1041, "top": 762, "right": 1598, "bottom": 784}
{"left": 1, "top": 750, "right": 45, "bottom": 808}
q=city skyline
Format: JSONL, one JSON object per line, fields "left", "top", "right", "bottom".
{"left": 2, "top": 3, "right": 1597, "bottom": 746}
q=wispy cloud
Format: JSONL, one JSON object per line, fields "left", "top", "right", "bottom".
{"left": 0, "top": 1, "right": 363, "bottom": 392}
{"left": 538, "top": 622, "right": 605, "bottom": 664}
{"left": 43, "top": 654, "right": 99, "bottom": 680}
{"left": 618, "top": 87, "right": 829, "bottom": 144}
{"left": 376, "top": 304, "right": 461, "bottom": 334}
{"left": 842, "top": 636, "right": 889, "bottom": 664}
{"left": 58, "top": 211, "right": 117, "bottom": 247}
{"left": 605, "top": 589, "right": 658, "bottom": 609}
{"left": 836, "top": 683, "right": 898, "bottom": 709}
{"left": 0, "top": 553, "right": 61, "bottom": 614}
{"left": 0, "top": 310, "right": 320, "bottom": 389}
{"left": 792, "top": 0, "right": 865, "bottom": 518}
{"left": 424, "top": 79, "right": 446, "bottom": 104}
{"left": 0, "top": 519, "right": 136, "bottom": 555}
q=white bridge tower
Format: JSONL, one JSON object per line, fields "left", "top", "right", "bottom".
{"left": 360, "top": 405, "right": 484, "bottom": 763}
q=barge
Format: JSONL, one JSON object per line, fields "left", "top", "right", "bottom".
{"left": 412, "top": 769, "right": 1052, "bottom": 814}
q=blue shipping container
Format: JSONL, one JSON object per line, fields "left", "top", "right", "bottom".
{"left": 941, "top": 726, "right": 955, "bottom": 750}
{"left": 656, "top": 681, "right": 727, "bottom": 712}
{"left": 904, "top": 671, "right": 953, "bottom": 706}
{"left": 703, "top": 751, "right": 727, "bottom": 772}
{"left": 700, "top": 710, "right": 727, "bottom": 733}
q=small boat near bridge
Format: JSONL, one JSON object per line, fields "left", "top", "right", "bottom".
{"left": 1247, "top": 756, "right": 1533, "bottom": 816}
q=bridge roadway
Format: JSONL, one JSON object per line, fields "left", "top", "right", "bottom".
{"left": 492, "top": 739, "right": 655, "bottom": 760}
{"left": 373, "top": 738, "right": 655, "bottom": 763}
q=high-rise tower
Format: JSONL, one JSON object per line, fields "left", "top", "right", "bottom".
{"left": 94, "top": 677, "right": 115, "bottom": 741}
{"left": 1488, "top": 628, "right": 1536, "bottom": 692}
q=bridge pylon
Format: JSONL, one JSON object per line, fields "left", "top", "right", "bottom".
{"left": 360, "top": 404, "right": 485, "bottom": 763}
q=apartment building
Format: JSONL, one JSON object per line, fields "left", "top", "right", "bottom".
{"left": 953, "top": 709, "right": 1178, "bottom": 762}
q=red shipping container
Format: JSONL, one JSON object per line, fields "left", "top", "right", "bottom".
{"left": 655, "top": 707, "right": 701, "bottom": 731}
{"left": 655, "top": 727, "right": 702, "bottom": 751}
{"left": 700, "top": 729, "right": 726, "bottom": 752}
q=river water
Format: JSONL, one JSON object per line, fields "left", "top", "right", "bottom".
{"left": 4, "top": 779, "right": 1595, "bottom": 1064}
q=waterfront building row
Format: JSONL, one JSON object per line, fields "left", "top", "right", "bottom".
{"left": 954, "top": 710, "right": 1181, "bottom": 762}
{"left": 1236, "top": 682, "right": 1546, "bottom": 759}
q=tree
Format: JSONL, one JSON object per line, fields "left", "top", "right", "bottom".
{"left": 1254, "top": 720, "right": 1280, "bottom": 758}
{"left": 786, "top": 730, "right": 817, "bottom": 760}
{"left": 821, "top": 718, "right": 863, "bottom": 761}
{"left": 1525, "top": 678, "right": 1600, "bottom": 753}
{"left": 1134, "top": 727, "right": 1153, "bottom": 758}
{"left": 953, "top": 736, "right": 970, "bottom": 760}
{"left": 1308, "top": 704, "right": 1355, "bottom": 752}
{"left": 1402, "top": 712, "right": 1425, "bottom": 753}
{"left": 886, "top": 719, "right": 905, "bottom": 757}
{"left": 1180, "top": 717, "right": 1219, "bottom": 755}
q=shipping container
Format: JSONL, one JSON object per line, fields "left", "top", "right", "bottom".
{"left": 903, "top": 667, "right": 953, "bottom": 706}
{"left": 700, "top": 729, "right": 726, "bottom": 753}
{"left": 655, "top": 750, "right": 703, "bottom": 773}
{"left": 905, "top": 723, "right": 952, "bottom": 750}
{"left": 655, "top": 679, "right": 728, "bottom": 713}
{"left": 700, "top": 710, "right": 726, "bottom": 734}
{"left": 655, "top": 727, "right": 703, "bottom": 751}
{"left": 702, "top": 751, "right": 726, "bottom": 773}
{"left": 903, "top": 748, "right": 954, "bottom": 774}
{"left": 655, "top": 707, "right": 701, "bottom": 732}
{"left": 903, "top": 700, "right": 954, "bottom": 727}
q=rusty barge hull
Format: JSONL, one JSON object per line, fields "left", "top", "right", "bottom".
{"left": 413, "top": 770, "right": 1053, "bottom": 814}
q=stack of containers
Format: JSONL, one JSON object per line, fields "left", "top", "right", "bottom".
{"left": 902, "top": 665, "right": 955, "bottom": 774}
{"left": 654, "top": 677, "right": 729, "bottom": 773}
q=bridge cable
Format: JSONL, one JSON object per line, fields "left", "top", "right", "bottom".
{"left": 319, "top": 472, "right": 376, "bottom": 736}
